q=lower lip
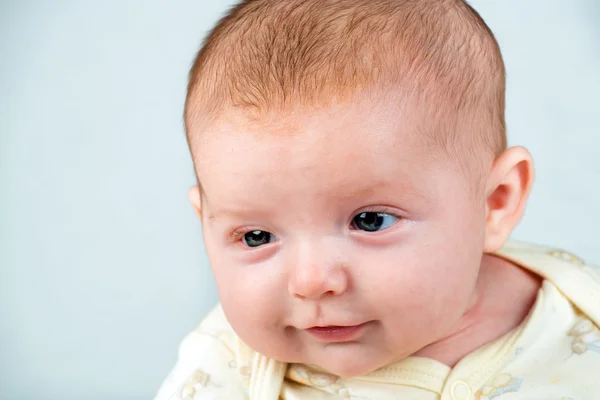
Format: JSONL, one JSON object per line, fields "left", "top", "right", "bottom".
{"left": 305, "top": 322, "right": 369, "bottom": 342}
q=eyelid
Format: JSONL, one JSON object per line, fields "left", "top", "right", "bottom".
{"left": 226, "top": 208, "right": 404, "bottom": 243}
{"left": 349, "top": 206, "right": 405, "bottom": 232}
{"left": 227, "top": 226, "right": 276, "bottom": 245}
{"left": 227, "top": 227, "right": 253, "bottom": 243}
{"left": 353, "top": 206, "right": 403, "bottom": 218}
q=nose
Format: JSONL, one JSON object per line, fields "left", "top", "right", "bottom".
{"left": 287, "top": 239, "right": 349, "bottom": 300}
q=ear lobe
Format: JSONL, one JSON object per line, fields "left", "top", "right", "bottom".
{"left": 188, "top": 185, "right": 203, "bottom": 220}
{"left": 483, "top": 147, "right": 535, "bottom": 252}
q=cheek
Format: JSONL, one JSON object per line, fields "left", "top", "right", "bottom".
{"left": 361, "top": 247, "right": 475, "bottom": 310}
{"left": 211, "top": 260, "right": 292, "bottom": 357}
{"left": 205, "top": 241, "right": 290, "bottom": 349}
{"left": 357, "top": 218, "right": 484, "bottom": 328}
{"left": 211, "top": 259, "right": 285, "bottom": 321}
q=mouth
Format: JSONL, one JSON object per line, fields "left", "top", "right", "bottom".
{"left": 305, "top": 322, "right": 371, "bottom": 342}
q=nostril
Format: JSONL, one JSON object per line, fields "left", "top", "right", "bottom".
{"left": 293, "top": 292, "right": 306, "bottom": 300}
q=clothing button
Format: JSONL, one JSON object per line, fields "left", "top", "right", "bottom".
{"left": 450, "top": 380, "right": 472, "bottom": 400}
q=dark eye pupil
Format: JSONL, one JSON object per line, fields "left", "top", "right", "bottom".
{"left": 354, "top": 212, "right": 384, "bottom": 232}
{"left": 244, "top": 231, "right": 271, "bottom": 247}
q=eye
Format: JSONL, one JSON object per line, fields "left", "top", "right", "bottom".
{"left": 242, "top": 230, "right": 276, "bottom": 247}
{"left": 352, "top": 212, "right": 399, "bottom": 232}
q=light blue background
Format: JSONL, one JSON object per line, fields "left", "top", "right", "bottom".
{"left": 1, "top": 1, "right": 598, "bottom": 399}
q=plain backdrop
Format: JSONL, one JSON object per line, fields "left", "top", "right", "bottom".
{"left": 1, "top": 1, "right": 598, "bottom": 398}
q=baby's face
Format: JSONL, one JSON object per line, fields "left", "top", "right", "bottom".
{"left": 191, "top": 96, "right": 488, "bottom": 377}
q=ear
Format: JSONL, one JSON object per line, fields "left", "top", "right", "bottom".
{"left": 483, "top": 146, "right": 535, "bottom": 253}
{"left": 188, "top": 185, "right": 203, "bottom": 221}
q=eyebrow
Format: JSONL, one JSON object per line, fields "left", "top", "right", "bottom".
{"left": 204, "top": 197, "right": 275, "bottom": 221}
{"left": 206, "top": 180, "right": 428, "bottom": 221}
{"left": 207, "top": 209, "right": 253, "bottom": 220}
{"left": 324, "top": 176, "right": 430, "bottom": 207}
{"left": 336, "top": 179, "right": 427, "bottom": 201}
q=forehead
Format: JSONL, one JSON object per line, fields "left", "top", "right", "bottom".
{"left": 191, "top": 97, "right": 449, "bottom": 206}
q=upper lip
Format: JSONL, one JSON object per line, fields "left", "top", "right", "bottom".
{"left": 303, "top": 321, "right": 369, "bottom": 330}
{"left": 309, "top": 324, "right": 357, "bottom": 328}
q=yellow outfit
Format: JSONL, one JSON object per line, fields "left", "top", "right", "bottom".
{"left": 154, "top": 242, "right": 600, "bottom": 400}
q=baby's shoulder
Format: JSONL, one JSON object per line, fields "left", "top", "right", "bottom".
{"left": 154, "top": 305, "right": 255, "bottom": 400}
{"left": 481, "top": 304, "right": 600, "bottom": 400}
{"left": 499, "top": 241, "right": 600, "bottom": 318}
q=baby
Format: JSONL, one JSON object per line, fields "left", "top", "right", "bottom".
{"left": 155, "top": 0, "right": 600, "bottom": 399}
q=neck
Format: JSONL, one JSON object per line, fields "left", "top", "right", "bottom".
{"left": 411, "top": 254, "right": 541, "bottom": 367}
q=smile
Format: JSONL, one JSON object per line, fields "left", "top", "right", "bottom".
{"left": 305, "top": 322, "right": 371, "bottom": 342}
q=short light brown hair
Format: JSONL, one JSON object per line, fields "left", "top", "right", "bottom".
{"left": 185, "top": 0, "right": 507, "bottom": 169}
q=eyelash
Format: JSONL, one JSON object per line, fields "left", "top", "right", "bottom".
{"left": 227, "top": 227, "right": 251, "bottom": 244}
{"left": 354, "top": 206, "right": 401, "bottom": 220}
{"left": 226, "top": 207, "right": 403, "bottom": 244}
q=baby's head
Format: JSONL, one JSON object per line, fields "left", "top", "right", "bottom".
{"left": 185, "top": 0, "right": 534, "bottom": 377}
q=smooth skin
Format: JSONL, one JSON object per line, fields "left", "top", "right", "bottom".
{"left": 186, "top": 94, "right": 540, "bottom": 377}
